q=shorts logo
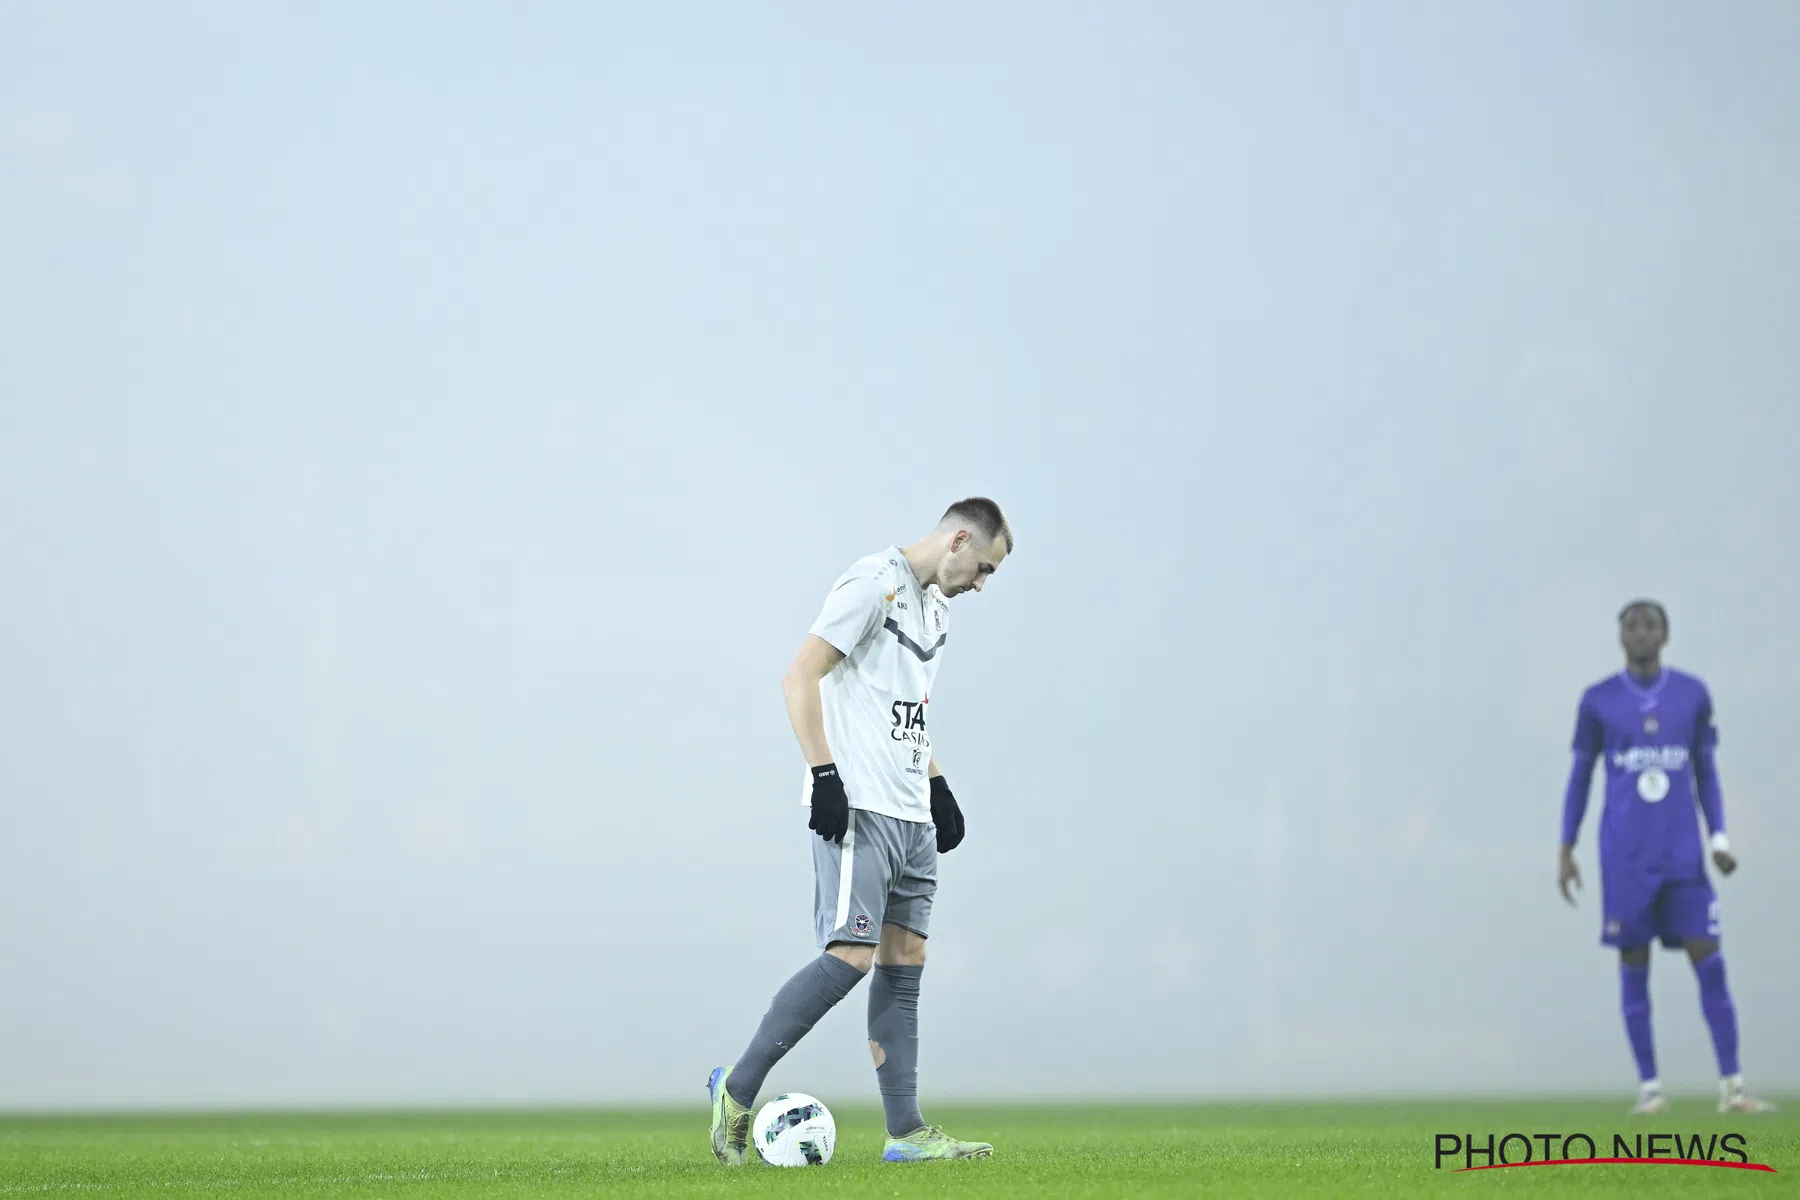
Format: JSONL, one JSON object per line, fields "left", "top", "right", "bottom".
{"left": 852, "top": 914, "right": 872, "bottom": 936}
{"left": 1637, "top": 767, "right": 1670, "bottom": 802}
{"left": 1606, "top": 918, "right": 1621, "bottom": 937}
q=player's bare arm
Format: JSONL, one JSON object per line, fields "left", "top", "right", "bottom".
{"left": 926, "top": 755, "right": 941, "bottom": 779}
{"left": 781, "top": 635, "right": 844, "bottom": 766}
{"left": 1557, "top": 845, "right": 1581, "bottom": 906}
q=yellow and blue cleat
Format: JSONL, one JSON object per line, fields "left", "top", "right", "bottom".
{"left": 706, "top": 1066, "right": 752, "bottom": 1166}
{"left": 882, "top": 1125, "right": 994, "bottom": 1162}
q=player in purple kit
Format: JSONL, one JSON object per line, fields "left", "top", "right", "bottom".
{"left": 1558, "top": 600, "right": 1776, "bottom": 1115}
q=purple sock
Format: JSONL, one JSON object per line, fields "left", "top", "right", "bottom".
{"left": 1693, "top": 952, "right": 1740, "bottom": 1077}
{"left": 1620, "top": 962, "right": 1657, "bottom": 1082}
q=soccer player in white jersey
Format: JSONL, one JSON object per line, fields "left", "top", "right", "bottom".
{"left": 708, "top": 498, "right": 1012, "bottom": 1166}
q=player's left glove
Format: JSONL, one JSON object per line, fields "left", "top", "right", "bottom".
{"left": 930, "top": 775, "right": 965, "bottom": 853}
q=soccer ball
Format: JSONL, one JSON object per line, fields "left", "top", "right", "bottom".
{"left": 752, "top": 1093, "right": 835, "bottom": 1166}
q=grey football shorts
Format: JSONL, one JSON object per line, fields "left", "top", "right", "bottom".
{"left": 811, "top": 809, "right": 938, "bottom": 948}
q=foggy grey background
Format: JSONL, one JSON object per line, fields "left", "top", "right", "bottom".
{"left": 3, "top": 1, "right": 1796, "bottom": 1109}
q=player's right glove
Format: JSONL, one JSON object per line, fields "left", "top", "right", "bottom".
{"left": 808, "top": 763, "right": 849, "bottom": 844}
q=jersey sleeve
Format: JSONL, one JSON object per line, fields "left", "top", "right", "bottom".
{"left": 1561, "top": 692, "right": 1601, "bottom": 847}
{"left": 1694, "top": 686, "right": 1720, "bottom": 754}
{"left": 1570, "top": 691, "right": 1603, "bottom": 756}
{"left": 1694, "top": 685, "right": 1725, "bottom": 836}
{"left": 809, "top": 569, "right": 887, "bottom": 657}
{"left": 1561, "top": 752, "right": 1596, "bottom": 847}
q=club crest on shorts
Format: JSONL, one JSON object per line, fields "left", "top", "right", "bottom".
{"left": 852, "top": 914, "right": 872, "bottom": 936}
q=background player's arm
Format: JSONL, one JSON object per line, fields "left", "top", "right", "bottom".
{"left": 782, "top": 634, "right": 845, "bottom": 767}
{"left": 1558, "top": 696, "right": 1602, "bottom": 905}
{"left": 1693, "top": 689, "right": 1736, "bottom": 875}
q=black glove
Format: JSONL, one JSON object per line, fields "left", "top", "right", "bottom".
{"left": 808, "top": 763, "right": 849, "bottom": 844}
{"left": 930, "top": 775, "right": 965, "bottom": 853}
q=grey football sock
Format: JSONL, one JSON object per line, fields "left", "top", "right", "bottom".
{"left": 867, "top": 962, "right": 925, "bottom": 1137}
{"left": 727, "top": 953, "right": 867, "bottom": 1107}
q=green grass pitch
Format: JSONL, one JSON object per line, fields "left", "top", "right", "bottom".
{"left": 2, "top": 1100, "right": 1793, "bottom": 1197}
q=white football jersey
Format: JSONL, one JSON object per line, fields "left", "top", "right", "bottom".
{"left": 803, "top": 548, "right": 949, "bottom": 823}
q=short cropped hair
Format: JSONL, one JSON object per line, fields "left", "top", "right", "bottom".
{"left": 1618, "top": 599, "right": 1669, "bottom": 631}
{"left": 941, "top": 497, "right": 1013, "bottom": 554}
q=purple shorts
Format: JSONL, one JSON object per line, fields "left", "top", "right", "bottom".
{"left": 1600, "top": 869, "right": 1718, "bottom": 949}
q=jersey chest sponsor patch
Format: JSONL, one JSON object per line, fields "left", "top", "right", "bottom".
{"left": 1611, "top": 745, "right": 1689, "bottom": 773}
{"left": 1637, "top": 768, "right": 1670, "bottom": 802}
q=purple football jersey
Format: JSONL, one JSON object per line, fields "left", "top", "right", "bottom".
{"left": 1568, "top": 668, "right": 1718, "bottom": 877}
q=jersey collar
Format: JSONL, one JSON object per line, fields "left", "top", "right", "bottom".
{"left": 892, "top": 546, "right": 925, "bottom": 594}
{"left": 1618, "top": 668, "right": 1669, "bottom": 710}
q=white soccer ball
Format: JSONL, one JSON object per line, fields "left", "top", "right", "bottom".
{"left": 752, "top": 1093, "right": 836, "bottom": 1167}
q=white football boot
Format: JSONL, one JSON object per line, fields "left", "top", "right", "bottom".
{"left": 1718, "top": 1075, "right": 1778, "bottom": 1115}
{"left": 1630, "top": 1081, "right": 1668, "bottom": 1116}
